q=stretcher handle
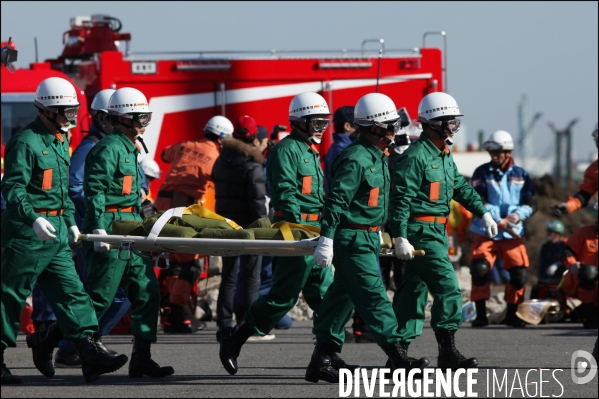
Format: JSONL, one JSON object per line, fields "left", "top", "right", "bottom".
{"left": 412, "top": 249, "right": 425, "bottom": 257}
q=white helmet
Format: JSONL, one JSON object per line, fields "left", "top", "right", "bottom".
{"left": 417, "top": 92, "right": 463, "bottom": 123}
{"left": 288, "top": 92, "right": 331, "bottom": 122}
{"left": 91, "top": 89, "right": 116, "bottom": 113}
{"left": 107, "top": 87, "right": 151, "bottom": 126}
{"left": 484, "top": 130, "right": 514, "bottom": 151}
{"left": 34, "top": 77, "right": 80, "bottom": 110}
{"left": 140, "top": 158, "right": 162, "bottom": 179}
{"left": 34, "top": 77, "right": 80, "bottom": 132}
{"left": 204, "top": 115, "right": 234, "bottom": 139}
{"left": 354, "top": 93, "right": 400, "bottom": 127}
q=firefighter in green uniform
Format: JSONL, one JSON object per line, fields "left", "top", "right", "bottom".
{"left": 388, "top": 92, "right": 499, "bottom": 370}
{"left": 220, "top": 92, "right": 344, "bottom": 376}
{"left": 1, "top": 77, "right": 128, "bottom": 385}
{"left": 306, "top": 93, "right": 430, "bottom": 383}
{"left": 83, "top": 87, "right": 174, "bottom": 379}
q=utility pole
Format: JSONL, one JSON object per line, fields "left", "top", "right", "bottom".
{"left": 518, "top": 95, "right": 541, "bottom": 170}
{"left": 548, "top": 119, "right": 578, "bottom": 187}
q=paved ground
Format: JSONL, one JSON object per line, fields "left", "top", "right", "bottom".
{"left": 2, "top": 320, "right": 597, "bottom": 398}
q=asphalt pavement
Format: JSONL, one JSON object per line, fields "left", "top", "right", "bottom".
{"left": 2, "top": 320, "right": 597, "bottom": 398}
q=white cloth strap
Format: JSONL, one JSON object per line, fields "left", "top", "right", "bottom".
{"left": 147, "top": 207, "right": 186, "bottom": 241}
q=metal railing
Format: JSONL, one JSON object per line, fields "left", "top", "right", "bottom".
{"left": 124, "top": 47, "right": 420, "bottom": 60}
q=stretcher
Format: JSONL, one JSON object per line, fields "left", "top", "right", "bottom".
{"left": 79, "top": 234, "right": 425, "bottom": 259}
{"left": 79, "top": 206, "right": 424, "bottom": 261}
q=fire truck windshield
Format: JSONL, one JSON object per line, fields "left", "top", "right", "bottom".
{"left": 1, "top": 102, "right": 38, "bottom": 145}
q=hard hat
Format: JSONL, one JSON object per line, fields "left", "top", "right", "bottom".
{"left": 107, "top": 87, "right": 151, "bottom": 127}
{"left": 288, "top": 92, "right": 331, "bottom": 122}
{"left": 107, "top": 87, "right": 150, "bottom": 116}
{"left": 140, "top": 158, "right": 161, "bottom": 179}
{"left": 417, "top": 92, "right": 463, "bottom": 123}
{"left": 91, "top": 89, "right": 116, "bottom": 113}
{"left": 483, "top": 130, "right": 514, "bottom": 151}
{"left": 204, "top": 115, "right": 234, "bottom": 138}
{"left": 34, "top": 77, "right": 80, "bottom": 110}
{"left": 545, "top": 220, "right": 565, "bottom": 235}
{"left": 354, "top": 93, "right": 400, "bottom": 127}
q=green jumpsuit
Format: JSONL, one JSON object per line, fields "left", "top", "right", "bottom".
{"left": 314, "top": 135, "right": 402, "bottom": 352}
{"left": 245, "top": 130, "right": 333, "bottom": 336}
{"left": 82, "top": 129, "right": 159, "bottom": 342}
{"left": 1, "top": 117, "right": 98, "bottom": 349}
{"left": 388, "top": 134, "right": 487, "bottom": 342}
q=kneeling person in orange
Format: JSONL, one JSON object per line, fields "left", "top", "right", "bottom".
{"left": 559, "top": 205, "right": 598, "bottom": 329}
{"left": 468, "top": 130, "right": 538, "bottom": 328}
{"left": 153, "top": 116, "right": 233, "bottom": 333}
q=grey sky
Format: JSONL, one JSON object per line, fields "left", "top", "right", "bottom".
{"left": 2, "top": 1, "right": 598, "bottom": 161}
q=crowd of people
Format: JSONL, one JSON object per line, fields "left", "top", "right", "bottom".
{"left": 1, "top": 76, "right": 597, "bottom": 386}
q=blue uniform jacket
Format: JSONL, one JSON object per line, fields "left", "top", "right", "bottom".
{"left": 324, "top": 133, "right": 355, "bottom": 194}
{"left": 69, "top": 122, "right": 148, "bottom": 227}
{"left": 469, "top": 160, "right": 534, "bottom": 240}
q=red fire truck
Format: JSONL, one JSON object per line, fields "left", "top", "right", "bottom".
{"left": 2, "top": 14, "right": 446, "bottom": 197}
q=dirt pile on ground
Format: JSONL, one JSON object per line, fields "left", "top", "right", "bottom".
{"left": 524, "top": 174, "right": 596, "bottom": 283}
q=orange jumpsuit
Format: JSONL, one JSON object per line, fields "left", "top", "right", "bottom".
{"left": 152, "top": 139, "right": 220, "bottom": 318}
{"left": 154, "top": 139, "right": 220, "bottom": 211}
{"left": 560, "top": 225, "right": 598, "bottom": 306}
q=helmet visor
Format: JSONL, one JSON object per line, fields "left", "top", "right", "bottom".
{"left": 133, "top": 113, "right": 152, "bottom": 127}
{"left": 57, "top": 106, "right": 79, "bottom": 122}
{"left": 374, "top": 118, "right": 401, "bottom": 134}
{"left": 483, "top": 140, "right": 503, "bottom": 152}
{"left": 309, "top": 117, "right": 330, "bottom": 132}
{"left": 443, "top": 118, "right": 461, "bottom": 133}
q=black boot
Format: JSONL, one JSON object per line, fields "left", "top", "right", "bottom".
{"left": 93, "top": 334, "right": 118, "bottom": 358}
{"left": 1, "top": 349, "right": 21, "bottom": 385}
{"left": 504, "top": 304, "right": 526, "bottom": 328}
{"left": 382, "top": 342, "right": 429, "bottom": 376}
{"left": 219, "top": 319, "right": 254, "bottom": 375}
{"left": 305, "top": 340, "right": 359, "bottom": 384}
{"left": 435, "top": 330, "right": 478, "bottom": 370}
{"left": 129, "top": 335, "right": 174, "bottom": 378}
{"left": 26, "top": 322, "right": 63, "bottom": 378}
{"left": 164, "top": 304, "right": 193, "bottom": 334}
{"left": 75, "top": 335, "right": 128, "bottom": 383}
{"left": 472, "top": 300, "right": 489, "bottom": 328}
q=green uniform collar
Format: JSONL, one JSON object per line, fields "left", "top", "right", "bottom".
{"left": 420, "top": 133, "right": 450, "bottom": 158}
{"left": 112, "top": 128, "right": 140, "bottom": 154}
{"left": 33, "top": 116, "right": 65, "bottom": 148}
{"left": 290, "top": 129, "right": 319, "bottom": 154}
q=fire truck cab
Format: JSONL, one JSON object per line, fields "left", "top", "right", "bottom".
{"left": 2, "top": 14, "right": 446, "bottom": 196}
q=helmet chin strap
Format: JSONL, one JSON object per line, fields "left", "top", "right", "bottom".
{"left": 294, "top": 121, "right": 321, "bottom": 144}
{"left": 46, "top": 111, "right": 69, "bottom": 134}
{"left": 431, "top": 124, "right": 453, "bottom": 145}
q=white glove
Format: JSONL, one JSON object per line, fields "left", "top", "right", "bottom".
{"left": 33, "top": 217, "right": 57, "bottom": 241}
{"left": 394, "top": 237, "right": 414, "bottom": 260}
{"left": 93, "top": 229, "right": 111, "bottom": 253}
{"left": 546, "top": 263, "right": 559, "bottom": 277}
{"left": 569, "top": 262, "right": 581, "bottom": 275}
{"left": 481, "top": 212, "right": 498, "bottom": 239}
{"left": 68, "top": 225, "right": 81, "bottom": 246}
{"left": 314, "top": 236, "right": 334, "bottom": 267}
